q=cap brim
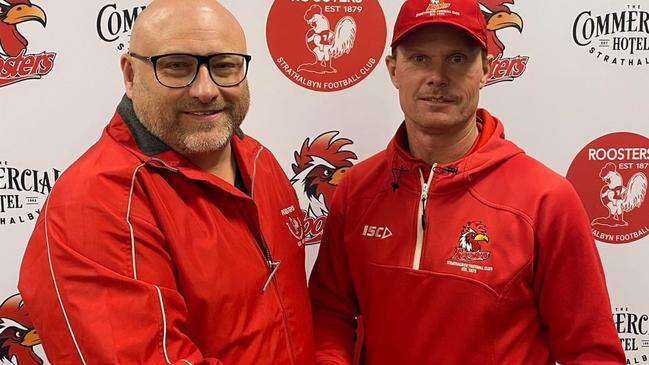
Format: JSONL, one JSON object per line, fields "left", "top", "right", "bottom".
{"left": 391, "top": 20, "right": 486, "bottom": 49}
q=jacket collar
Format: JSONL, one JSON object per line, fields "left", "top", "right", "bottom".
{"left": 106, "top": 95, "right": 260, "bottom": 197}
{"left": 386, "top": 109, "right": 524, "bottom": 194}
{"left": 116, "top": 94, "right": 169, "bottom": 156}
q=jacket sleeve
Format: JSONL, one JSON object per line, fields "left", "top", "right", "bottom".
{"left": 18, "top": 192, "right": 224, "bottom": 365}
{"left": 533, "top": 180, "right": 625, "bottom": 364}
{"left": 309, "top": 176, "right": 360, "bottom": 365}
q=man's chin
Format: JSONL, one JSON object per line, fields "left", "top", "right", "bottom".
{"left": 178, "top": 131, "right": 233, "bottom": 155}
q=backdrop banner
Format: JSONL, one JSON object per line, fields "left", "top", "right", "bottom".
{"left": 1, "top": 1, "right": 647, "bottom": 363}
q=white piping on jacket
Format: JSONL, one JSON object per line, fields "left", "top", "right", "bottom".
{"left": 129, "top": 162, "right": 193, "bottom": 365}
{"left": 44, "top": 188, "right": 88, "bottom": 365}
{"left": 250, "top": 146, "right": 264, "bottom": 199}
{"left": 127, "top": 163, "right": 147, "bottom": 280}
{"left": 412, "top": 165, "right": 436, "bottom": 270}
{"left": 155, "top": 285, "right": 172, "bottom": 364}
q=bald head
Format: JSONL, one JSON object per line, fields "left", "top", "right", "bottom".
{"left": 130, "top": 0, "right": 247, "bottom": 55}
{"left": 120, "top": 0, "right": 252, "bottom": 159}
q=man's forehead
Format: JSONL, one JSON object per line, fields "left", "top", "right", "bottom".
{"left": 130, "top": 1, "right": 246, "bottom": 54}
{"left": 146, "top": 29, "right": 246, "bottom": 55}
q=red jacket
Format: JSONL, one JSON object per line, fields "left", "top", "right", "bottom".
{"left": 310, "top": 110, "right": 625, "bottom": 365}
{"left": 18, "top": 96, "right": 315, "bottom": 365}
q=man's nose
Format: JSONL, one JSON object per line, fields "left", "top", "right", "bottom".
{"left": 425, "top": 62, "right": 448, "bottom": 87}
{"left": 188, "top": 65, "right": 220, "bottom": 103}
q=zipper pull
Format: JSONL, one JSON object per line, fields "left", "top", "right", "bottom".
{"left": 420, "top": 185, "right": 428, "bottom": 230}
{"left": 262, "top": 260, "right": 281, "bottom": 293}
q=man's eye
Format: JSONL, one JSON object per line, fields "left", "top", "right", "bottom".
{"left": 449, "top": 54, "right": 467, "bottom": 64}
{"left": 412, "top": 55, "right": 427, "bottom": 63}
{"left": 161, "top": 62, "right": 191, "bottom": 70}
{"left": 214, "top": 62, "right": 237, "bottom": 69}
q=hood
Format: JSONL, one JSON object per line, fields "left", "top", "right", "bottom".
{"left": 387, "top": 108, "right": 525, "bottom": 194}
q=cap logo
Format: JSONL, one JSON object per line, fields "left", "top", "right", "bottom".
{"left": 416, "top": 0, "right": 457, "bottom": 18}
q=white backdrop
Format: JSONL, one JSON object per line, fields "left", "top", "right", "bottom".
{"left": 1, "top": 0, "right": 647, "bottom": 363}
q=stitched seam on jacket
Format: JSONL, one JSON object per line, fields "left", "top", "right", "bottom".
{"left": 127, "top": 163, "right": 147, "bottom": 280}
{"left": 44, "top": 187, "right": 88, "bottom": 365}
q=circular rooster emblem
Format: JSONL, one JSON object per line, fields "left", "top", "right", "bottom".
{"left": 567, "top": 132, "right": 649, "bottom": 244}
{"left": 266, "top": 0, "right": 386, "bottom": 92}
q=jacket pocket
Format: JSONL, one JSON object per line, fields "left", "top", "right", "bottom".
{"left": 358, "top": 262, "right": 497, "bottom": 365}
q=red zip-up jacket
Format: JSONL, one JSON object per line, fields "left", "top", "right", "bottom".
{"left": 18, "top": 96, "right": 315, "bottom": 365}
{"left": 310, "top": 109, "right": 625, "bottom": 365}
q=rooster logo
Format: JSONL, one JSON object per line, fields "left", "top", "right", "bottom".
{"left": 0, "top": 0, "right": 45, "bottom": 58}
{"left": 0, "top": 294, "right": 43, "bottom": 365}
{"left": 297, "top": 5, "right": 356, "bottom": 74}
{"left": 478, "top": 0, "right": 528, "bottom": 85}
{"left": 451, "top": 221, "right": 491, "bottom": 262}
{"left": 0, "top": 0, "right": 54, "bottom": 88}
{"left": 291, "top": 132, "right": 357, "bottom": 216}
{"left": 479, "top": 0, "right": 523, "bottom": 58}
{"left": 592, "top": 163, "right": 648, "bottom": 228}
{"left": 419, "top": 0, "right": 451, "bottom": 16}
{"left": 291, "top": 132, "right": 357, "bottom": 245}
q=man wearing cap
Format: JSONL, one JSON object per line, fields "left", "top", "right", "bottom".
{"left": 309, "top": 0, "right": 625, "bottom": 364}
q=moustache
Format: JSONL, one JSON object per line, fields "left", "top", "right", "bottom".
{"left": 178, "top": 99, "right": 232, "bottom": 112}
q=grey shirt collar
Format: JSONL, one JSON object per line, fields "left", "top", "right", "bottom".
{"left": 116, "top": 94, "right": 169, "bottom": 156}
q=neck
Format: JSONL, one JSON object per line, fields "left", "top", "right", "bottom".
{"left": 406, "top": 117, "right": 479, "bottom": 166}
{"left": 185, "top": 143, "right": 237, "bottom": 184}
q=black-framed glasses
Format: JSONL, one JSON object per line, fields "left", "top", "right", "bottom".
{"left": 129, "top": 52, "right": 252, "bottom": 88}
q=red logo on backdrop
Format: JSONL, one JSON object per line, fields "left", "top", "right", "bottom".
{"left": 480, "top": 0, "right": 529, "bottom": 85}
{"left": 0, "top": 0, "right": 55, "bottom": 87}
{"left": 290, "top": 132, "right": 357, "bottom": 245}
{"left": 0, "top": 293, "right": 44, "bottom": 364}
{"left": 567, "top": 133, "right": 649, "bottom": 244}
{"left": 266, "top": 1, "right": 386, "bottom": 92}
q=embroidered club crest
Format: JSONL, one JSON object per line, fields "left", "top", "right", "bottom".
{"left": 451, "top": 221, "right": 491, "bottom": 262}
{"left": 421, "top": 0, "right": 451, "bottom": 16}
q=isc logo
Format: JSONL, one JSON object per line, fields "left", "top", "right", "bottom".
{"left": 362, "top": 225, "right": 393, "bottom": 239}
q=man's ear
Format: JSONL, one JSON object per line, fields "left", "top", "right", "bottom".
{"left": 479, "top": 54, "right": 493, "bottom": 89}
{"left": 386, "top": 54, "right": 400, "bottom": 89}
{"left": 121, "top": 54, "right": 135, "bottom": 98}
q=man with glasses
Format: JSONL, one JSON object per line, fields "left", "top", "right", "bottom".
{"left": 18, "top": 1, "right": 315, "bottom": 364}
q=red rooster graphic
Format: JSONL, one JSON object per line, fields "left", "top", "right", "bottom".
{"left": 297, "top": 5, "right": 356, "bottom": 74}
{"left": 479, "top": 0, "right": 523, "bottom": 58}
{"left": 291, "top": 132, "right": 357, "bottom": 217}
{"left": 592, "top": 163, "right": 648, "bottom": 228}
{"left": 0, "top": 294, "right": 43, "bottom": 365}
{"left": 452, "top": 221, "right": 491, "bottom": 262}
{"left": 0, "top": 0, "right": 46, "bottom": 58}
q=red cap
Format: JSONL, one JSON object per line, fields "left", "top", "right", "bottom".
{"left": 391, "top": 0, "right": 487, "bottom": 49}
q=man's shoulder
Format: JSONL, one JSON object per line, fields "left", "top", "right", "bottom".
{"left": 337, "top": 149, "right": 390, "bottom": 198}
{"left": 501, "top": 153, "right": 569, "bottom": 190}
{"left": 346, "top": 149, "right": 388, "bottom": 180}
{"left": 52, "top": 131, "right": 147, "bottom": 201}
{"left": 474, "top": 152, "right": 581, "bottom": 217}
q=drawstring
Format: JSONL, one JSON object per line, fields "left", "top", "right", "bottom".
{"left": 391, "top": 165, "right": 407, "bottom": 191}
{"left": 390, "top": 164, "right": 458, "bottom": 192}
{"left": 437, "top": 166, "right": 458, "bottom": 174}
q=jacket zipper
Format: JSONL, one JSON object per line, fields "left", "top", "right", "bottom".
{"left": 250, "top": 146, "right": 296, "bottom": 364}
{"left": 412, "top": 165, "right": 436, "bottom": 270}
{"left": 249, "top": 146, "right": 282, "bottom": 292}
